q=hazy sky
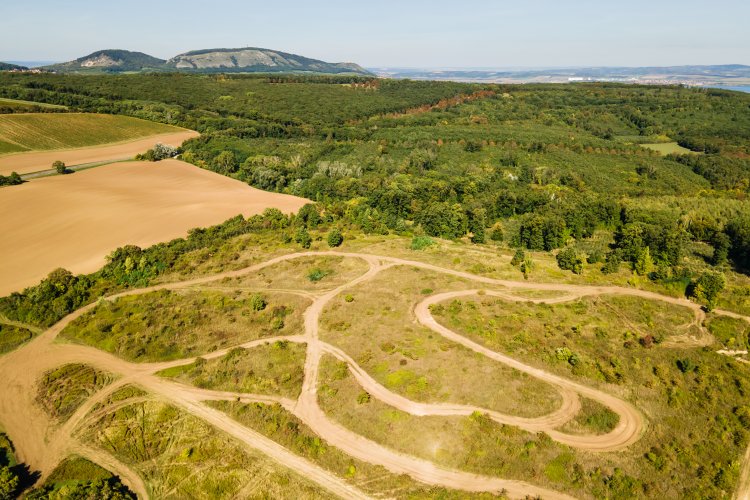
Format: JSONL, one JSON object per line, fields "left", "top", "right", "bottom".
{"left": 2, "top": 0, "right": 748, "bottom": 67}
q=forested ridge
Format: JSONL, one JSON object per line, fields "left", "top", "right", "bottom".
{"left": 1, "top": 73, "right": 749, "bottom": 325}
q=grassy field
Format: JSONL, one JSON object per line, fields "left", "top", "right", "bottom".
{"left": 0, "top": 113, "right": 182, "bottom": 153}
{"left": 61, "top": 289, "right": 310, "bottom": 362}
{"left": 640, "top": 142, "right": 696, "bottom": 155}
{"left": 36, "top": 364, "right": 114, "bottom": 422}
{"left": 432, "top": 293, "right": 697, "bottom": 383}
{"left": 84, "top": 397, "right": 327, "bottom": 499}
{"left": 0, "top": 323, "right": 34, "bottom": 354}
{"left": 319, "top": 265, "right": 563, "bottom": 417}
{"left": 211, "top": 400, "right": 504, "bottom": 499}
{"left": 426, "top": 293, "right": 750, "bottom": 498}
{"left": 159, "top": 340, "right": 307, "bottom": 398}
{"left": 0, "top": 97, "right": 67, "bottom": 111}
{"left": 227, "top": 255, "right": 369, "bottom": 292}
{"left": 316, "top": 355, "right": 596, "bottom": 497}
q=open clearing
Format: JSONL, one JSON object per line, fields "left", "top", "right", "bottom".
{"left": 0, "top": 159, "right": 308, "bottom": 295}
{"left": 0, "top": 113, "right": 198, "bottom": 175}
{"left": 640, "top": 142, "right": 696, "bottom": 155}
{"left": 3, "top": 250, "right": 748, "bottom": 498}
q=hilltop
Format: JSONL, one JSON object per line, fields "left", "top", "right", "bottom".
{"left": 43, "top": 50, "right": 166, "bottom": 73}
{"left": 41, "top": 47, "right": 371, "bottom": 75}
{"left": 167, "top": 47, "right": 369, "bottom": 74}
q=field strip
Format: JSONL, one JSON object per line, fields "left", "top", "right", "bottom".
{"left": 0, "top": 130, "right": 198, "bottom": 175}
{"left": 2, "top": 250, "right": 749, "bottom": 499}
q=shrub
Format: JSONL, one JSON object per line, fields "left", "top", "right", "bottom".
{"left": 601, "top": 252, "right": 621, "bottom": 274}
{"left": 295, "top": 227, "right": 312, "bottom": 249}
{"left": 556, "top": 247, "right": 583, "bottom": 274}
{"left": 410, "top": 235, "right": 434, "bottom": 250}
{"left": 357, "top": 392, "right": 371, "bottom": 404}
{"left": 307, "top": 268, "right": 331, "bottom": 282}
{"left": 688, "top": 271, "right": 726, "bottom": 311}
{"left": 489, "top": 222, "right": 504, "bottom": 242}
{"left": 52, "top": 160, "right": 68, "bottom": 174}
{"left": 250, "top": 294, "right": 267, "bottom": 311}
{"left": 0, "top": 172, "right": 22, "bottom": 186}
{"left": 587, "top": 249, "right": 605, "bottom": 264}
{"left": 327, "top": 228, "right": 344, "bottom": 248}
{"left": 511, "top": 248, "right": 525, "bottom": 266}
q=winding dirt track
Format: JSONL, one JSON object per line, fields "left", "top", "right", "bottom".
{"left": 1, "top": 251, "right": 748, "bottom": 499}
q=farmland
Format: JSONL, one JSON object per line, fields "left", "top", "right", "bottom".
{"left": 0, "top": 159, "right": 308, "bottom": 295}
{"left": 0, "top": 113, "right": 197, "bottom": 175}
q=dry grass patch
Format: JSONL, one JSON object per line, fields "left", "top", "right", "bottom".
{"left": 211, "top": 400, "right": 504, "bottom": 499}
{"left": 84, "top": 399, "right": 326, "bottom": 499}
{"left": 319, "top": 266, "right": 562, "bottom": 417}
{"left": 159, "top": 340, "right": 306, "bottom": 398}
{"left": 227, "top": 255, "right": 369, "bottom": 292}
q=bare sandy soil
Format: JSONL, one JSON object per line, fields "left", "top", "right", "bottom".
{"left": 0, "top": 159, "right": 308, "bottom": 295}
{"left": 0, "top": 131, "right": 199, "bottom": 175}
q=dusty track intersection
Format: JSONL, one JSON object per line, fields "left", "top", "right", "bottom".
{"left": 1, "top": 251, "right": 749, "bottom": 499}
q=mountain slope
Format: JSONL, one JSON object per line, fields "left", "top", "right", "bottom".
{"left": 44, "top": 50, "right": 166, "bottom": 73}
{"left": 167, "top": 47, "right": 370, "bottom": 75}
{"left": 0, "top": 62, "right": 28, "bottom": 71}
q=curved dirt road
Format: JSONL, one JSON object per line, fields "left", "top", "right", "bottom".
{"left": 1, "top": 250, "right": 748, "bottom": 499}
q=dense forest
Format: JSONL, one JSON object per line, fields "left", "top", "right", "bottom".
{"left": 0, "top": 72, "right": 749, "bottom": 325}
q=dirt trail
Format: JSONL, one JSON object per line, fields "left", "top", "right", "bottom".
{"left": 2, "top": 250, "right": 749, "bottom": 499}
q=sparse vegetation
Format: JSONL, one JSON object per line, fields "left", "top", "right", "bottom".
{"left": 61, "top": 290, "right": 308, "bottom": 362}
{"left": 36, "top": 364, "right": 114, "bottom": 422}
{"left": 158, "top": 341, "right": 307, "bottom": 398}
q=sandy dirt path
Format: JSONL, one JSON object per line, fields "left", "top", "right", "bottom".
{"left": 1, "top": 250, "right": 749, "bottom": 499}
{"left": 0, "top": 159, "right": 309, "bottom": 296}
{"left": 0, "top": 130, "right": 199, "bottom": 175}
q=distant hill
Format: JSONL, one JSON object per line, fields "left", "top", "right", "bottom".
{"left": 42, "top": 47, "right": 371, "bottom": 75}
{"left": 166, "top": 47, "right": 370, "bottom": 75}
{"left": 374, "top": 64, "right": 750, "bottom": 85}
{"left": 43, "top": 50, "right": 166, "bottom": 73}
{"left": 0, "top": 62, "right": 28, "bottom": 71}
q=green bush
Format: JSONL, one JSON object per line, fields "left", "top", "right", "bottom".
{"left": 410, "top": 236, "right": 434, "bottom": 250}
{"left": 327, "top": 228, "right": 344, "bottom": 247}
{"left": 250, "top": 294, "right": 267, "bottom": 311}
{"left": 307, "top": 268, "right": 331, "bottom": 282}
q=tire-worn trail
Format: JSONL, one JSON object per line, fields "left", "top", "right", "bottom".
{"left": 1, "top": 250, "right": 749, "bottom": 499}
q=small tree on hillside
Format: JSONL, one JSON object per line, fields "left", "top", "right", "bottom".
{"left": 634, "top": 247, "right": 654, "bottom": 276}
{"left": 52, "top": 160, "right": 67, "bottom": 174}
{"left": 689, "top": 270, "right": 726, "bottom": 311}
{"left": 511, "top": 248, "right": 525, "bottom": 266}
{"left": 489, "top": 222, "right": 504, "bottom": 242}
{"left": 295, "top": 226, "right": 312, "bottom": 249}
{"left": 556, "top": 247, "right": 583, "bottom": 274}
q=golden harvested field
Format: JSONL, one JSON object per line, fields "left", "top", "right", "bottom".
{"left": 0, "top": 159, "right": 309, "bottom": 295}
{"left": 0, "top": 113, "right": 198, "bottom": 175}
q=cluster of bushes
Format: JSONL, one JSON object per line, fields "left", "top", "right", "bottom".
{"left": 135, "top": 143, "right": 178, "bottom": 161}
{"left": 0, "top": 172, "right": 22, "bottom": 186}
